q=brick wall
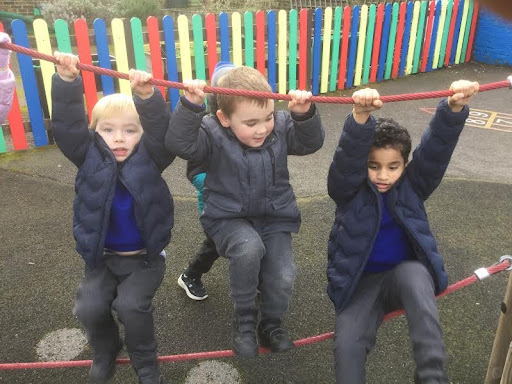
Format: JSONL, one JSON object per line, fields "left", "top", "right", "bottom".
{"left": 473, "top": 8, "right": 512, "bottom": 66}
{"left": 0, "top": 0, "right": 39, "bottom": 16}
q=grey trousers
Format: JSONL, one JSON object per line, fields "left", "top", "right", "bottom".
{"left": 211, "top": 219, "right": 296, "bottom": 320}
{"left": 334, "top": 261, "right": 448, "bottom": 384}
{"left": 73, "top": 252, "right": 166, "bottom": 373}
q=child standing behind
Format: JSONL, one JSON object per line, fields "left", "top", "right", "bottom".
{"left": 51, "top": 52, "right": 174, "bottom": 384}
{"left": 327, "top": 80, "right": 478, "bottom": 383}
{"left": 166, "top": 66, "right": 325, "bottom": 358}
{"left": 177, "top": 61, "right": 236, "bottom": 301}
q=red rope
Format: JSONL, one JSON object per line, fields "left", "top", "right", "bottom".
{"left": 1, "top": 42, "right": 510, "bottom": 105}
{"left": 0, "top": 260, "right": 509, "bottom": 371}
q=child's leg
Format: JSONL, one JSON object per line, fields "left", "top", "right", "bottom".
{"left": 212, "top": 219, "right": 264, "bottom": 313}
{"left": 384, "top": 261, "right": 448, "bottom": 384}
{"left": 73, "top": 262, "right": 121, "bottom": 381}
{"left": 184, "top": 234, "right": 219, "bottom": 278}
{"left": 211, "top": 219, "right": 265, "bottom": 357}
{"left": 259, "top": 231, "right": 295, "bottom": 320}
{"left": 258, "top": 231, "right": 296, "bottom": 352}
{"left": 334, "top": 273, "right": 387, "bottom": 384}
{"left": 110, "top": 253, "right": 166, "bottom": 383}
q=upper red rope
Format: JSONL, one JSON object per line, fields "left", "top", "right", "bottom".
{"left": 1, "top": 41, "right": 510, "bottom": 104}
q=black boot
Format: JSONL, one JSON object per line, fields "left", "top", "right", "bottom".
{"left": 233, "top": 309, "right": 259, "bottom": 358}
{"left": 258, "top": 318, "right": 295, "bottom": 353}
{"left": 137, "top": 365, "right": 165, "bottom": 384}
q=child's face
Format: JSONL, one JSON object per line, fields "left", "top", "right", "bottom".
{"left": 96, "top": 113, "right": 143, "bottom": 162}
{"left": 217, "top": 99, "right": 275, "bottom": 148}
{"left": 367, "top": 146, "right": 406, "bottom": 193}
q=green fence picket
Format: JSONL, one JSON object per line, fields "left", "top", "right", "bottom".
{"left": 413, "top": 1, "right": 427, "bottom": 73}
{"left": 329, "top": 6, "right": 342, "bottom": 91}
{"left": 385, "top": 2, "right": 399, "bottom": 79}
{"left": 460, "top": 0, "right": 474, "bottom": 62}
{"left": 131, "top": 18, "right": 146, "bottom": 71}
{"left": 192, "top": 14, "right": 206, "bottom": 80}
{"left": 54, "top": 19, "right": 72, "bottom": 53}
{"left": 362, "top": 4, "right": 376, "bottom": 84}
{"left": 288, "top": 9, "right": 298, "bottom": 91}
{"left": 244, "top": 11, "right": 254, "bottom": 68}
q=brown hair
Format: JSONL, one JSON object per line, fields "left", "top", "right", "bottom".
{"left": 216, "top": 66, "right": 272, "bottom": 117}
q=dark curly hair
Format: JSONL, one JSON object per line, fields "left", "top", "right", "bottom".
{"left": 373, "top": 117, "right": 412, "bottom": 163}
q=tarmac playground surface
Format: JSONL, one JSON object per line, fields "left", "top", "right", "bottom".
{"left": 0, "top": 62, "right": 511, "bottom": 383}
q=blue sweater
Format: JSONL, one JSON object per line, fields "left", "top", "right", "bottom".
{"left": 104, "top": 180, "right": 145, "bottom": 252}
{"left": 364, "top": 193, "right": 412, "bottom": 273}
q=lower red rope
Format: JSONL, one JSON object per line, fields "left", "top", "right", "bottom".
{"left": 1, "top": 42, "right": 510, "bottom": 105}
{"left": 0, "top": 260, "right": 509, "bottom": 370}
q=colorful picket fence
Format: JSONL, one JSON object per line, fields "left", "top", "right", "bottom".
{"left": 0, "top": 0, "right": 479, "bottom": 153}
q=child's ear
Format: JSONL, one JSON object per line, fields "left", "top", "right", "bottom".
{"left": 216, "top": 109, "right": 230, "bottom": 128}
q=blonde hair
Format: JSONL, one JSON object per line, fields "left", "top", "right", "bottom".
{"left": 216, "top": 66, "right": 272, "bottom": 117}
{"left": 90, "top": 93, "right": 140, "bottom": 130}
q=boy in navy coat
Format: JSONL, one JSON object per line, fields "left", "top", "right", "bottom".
{"left": 327, "top": 80, "right": 479, "bottom": 383}
{"left": 52, "top": 52, "right": 173, "bottom": 384}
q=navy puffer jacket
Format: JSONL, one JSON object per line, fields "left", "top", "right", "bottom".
{"left": 51, "top": 75, "right": 175, "bottom": 267}
{"left": 327, "top": 100, "right": 469, "bottom": 314}
{"left": 166, "top": 99, "right": 325, "bottom": 235}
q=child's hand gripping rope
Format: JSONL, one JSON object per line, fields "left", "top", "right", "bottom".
{"left": 54, "top": 51, "right": 80, "bottom": 82}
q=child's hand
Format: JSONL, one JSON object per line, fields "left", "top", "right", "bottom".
{"left": 129, "top": 69, "right": 154, "bottom": 99}
{"left": 54, "top": 51, "right": 80, "bottom": 82}
{"left": 288, "top": 90, "right": 313, "bottom": 114}
{"left": 447, "top": 80, "right": 479, "bottom": 112}
{"left": 183, "top": 79, "right": 206, "bottom": 106}
{"left": 0, "top": 33, "right": 11, "bottom": 69}
{"left": 352, "top": 88, "right": 382, "bottom": 124}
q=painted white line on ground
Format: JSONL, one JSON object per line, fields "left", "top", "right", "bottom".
{"left": 185, "top": 360, "right": 241, "bottom": 384}
{"left": 36, "top": 328, "right": 87, "bottom": 362}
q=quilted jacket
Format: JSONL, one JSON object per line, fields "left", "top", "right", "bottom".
{"left": 327, "top": 100, "right": 469, "bottom": 313}
{"left": 51, "top": 75, "right": 175, "bottom": 267}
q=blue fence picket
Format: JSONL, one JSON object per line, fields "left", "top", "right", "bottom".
{"left": 346, "top": 5, "right": 360, "bottom": 88}
{"left": 11, "top": 19, "right": 48, "bottom": 147}
{"left": 163, "top": 15, "right": 180, "bottom": 110}
{"left": 399, "top": 1, "right": 414, "bottom": 76}
{"left": 426, "top": 0, "right": 441, "bottom": 71}
{"left": 219, "top": 13, "right": 230, "bottom": 62}
{"left": 450, "top": 0, "right": 464, "bottom": 65}
{"left": 93, "top": 18, "right": 115, "bottom": 95}
{"left": 267, "top": 10, "right": 276, "bottom": 92}
{"left": 377, "top": 3, "right": 392, "bottom": 82}
{"left": 312, "top": 8, "right": 322, "bottom": 95}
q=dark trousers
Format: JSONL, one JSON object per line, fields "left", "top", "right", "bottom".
{"left": 73, "top": 252, "right": 166, "bottom": 374}
{"left": 211, "top": 219, "right": 296, "bottom": 320}
{"left": 334, "top": 261, "right": 448, "bottom": 384}
{"left": 184, "top": 235, "right": 220, "bottom": 279}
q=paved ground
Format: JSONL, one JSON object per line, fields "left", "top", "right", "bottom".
{"left": 0, "top": 62, "right": 511, "bottom": 384}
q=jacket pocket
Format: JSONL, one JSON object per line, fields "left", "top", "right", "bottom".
{"left": 207, "top": 196, "right": 243, "bottom": 213}
{"left": 270, "top": 190, "right": 296, "bottom": 211}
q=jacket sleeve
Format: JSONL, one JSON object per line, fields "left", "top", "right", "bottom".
{"left": 327, "top": 113, "right": 376, "bottom": 206}
{"left": 51, "top": 74, "right": 92, "bottom": 167}
{"left": 284, "top": 104, "right": 325, "bottom": 155}
{"left": 134, "top": 88, "right": 176, "bottom": 171}
{"left": 406, "top": 99, "right": 469, "bottom": 200}
{"left": 165, "top": 97, "right": 210, "bottom": 164}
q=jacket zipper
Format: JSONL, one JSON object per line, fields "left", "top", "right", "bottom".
{"left": 267, "top": 147, "right": 276, "bottom": 186}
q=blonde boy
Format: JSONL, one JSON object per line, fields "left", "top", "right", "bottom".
{"left": 51, "top": 52, "right": 173, "bottom": 384}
